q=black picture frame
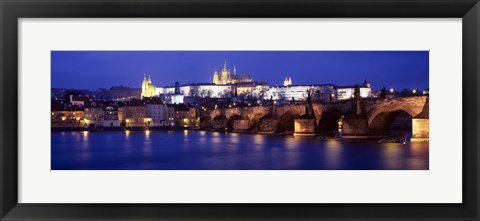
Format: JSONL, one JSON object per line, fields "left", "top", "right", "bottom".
{"left": 1, "top": 0, "right": 479, "bottom": 220}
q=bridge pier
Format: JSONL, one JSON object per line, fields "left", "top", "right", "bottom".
{"left": 259, "top": 118, "right": 278, "bottom": 134}
{"left": 294, "top": 118, "right": 316, "bottom": 136}
{"left": 199, "top": 117, "right": 211, "bottom": 129}
{"left": 232, "top": 119, "right": 250, "bottom": 132}
{"left": 341, "top": 118, "right": 371, "bottom": 138}
{"left": 411, "top": 118, "right": 429, "bottom": 142}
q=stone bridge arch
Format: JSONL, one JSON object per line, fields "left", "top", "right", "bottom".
{"left": 368, "top": 109, "right": 415, "bottom": 134}
{"left": 275, "top": 104, "right": 306, "bottom": 118}
{"left": 211, "top": 114, "right": 227, "bottom": 131}
{"left": 365, "top": 96, "right": 428, "bottom": 138}
{"left": 209, "top": 109, "right": 222, "bottom": 120}
{"left": 317, "top": 108, "right": 345, "bottom": 133}
{"left": 242, "top": 106, "right": 270, "bottom": 124}
{"left": 366, "top": 96, "right": 427, "bottom": 126}
{"left": 277, "top": 111, "right": 300, "bottom": 133}
{"left": 227, "top": 114, "right": 243, "bottom": 131}
{"left": 224, "top": 107, "right": 242, "bottom": 120}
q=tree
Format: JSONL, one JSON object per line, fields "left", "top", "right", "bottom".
{"left": 380, "top": 87, "right": 386, "bottom": 98}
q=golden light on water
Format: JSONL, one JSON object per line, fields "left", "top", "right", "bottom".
{"left": 253, "top": 134, "right": 265, "bottom": 144}
{"left": 82, "top": 131, "right": 89, "bottom": 142}
{"left": 284, "top": 137, "right": 298, "bottom": 149}
{"left": 325, "top": 140, "right": 341, "bottom": 168}
{"left": 325, "top": 140, "right": 340, "bottom": 148}
{"left": 382, "top": 143, "right": 402, "bottom": 169}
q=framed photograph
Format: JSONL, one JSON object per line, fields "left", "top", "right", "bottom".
{"left": 1, "top": 0, "right": 479, "bottom": 220}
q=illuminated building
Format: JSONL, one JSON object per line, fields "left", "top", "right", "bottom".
{"left": 51, "top": 101, "right": 85, "bottom": 128}
{"left": 212, "top": 59, "right": 253, "bottom": 85}
{"left": 141, "top": 74, "right": 156, "bottom": 98}
{"left": 69, "top": 95, "right": 86, "bottom": 106}
{"left": 166, "top": 103, "right": 197, "bottom": 127}
{"left": 283, "top": 76, "right": 292, "bottom": 86}
{"left": 265, "top": 84, "right": 335, "bottom": 102}
{"left": 102, "top": 101, "right": 121, "bottom": 127}
{"left": 84, "top": 100, "right": 104, "bottom": 128}
{"left": 234, "top": 82, "right": 269, "bottom": 96}
{"left": 144, "top": 97, "right": 166, "bottom": 126}
{"left": 142, "top": 59, "right": 260, "bottom": 102}
{"left": 119, "top": 99, "right": 146, "bottom": 127}
{"left": 336, "top": 80, "right": 372, "bottom": 100}
{"left": 157, "top": 83, "right": 233, "bottom": 100}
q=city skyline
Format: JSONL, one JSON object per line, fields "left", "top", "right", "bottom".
{"left": 51, "top": 51, "right": 429, "bottom": 91}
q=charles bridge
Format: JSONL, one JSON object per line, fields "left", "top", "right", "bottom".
{"left": 200, "top": 95, "right": 429, "bottom": 142}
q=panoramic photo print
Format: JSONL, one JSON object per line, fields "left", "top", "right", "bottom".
{"left": 51, "top": 51, "right": 429, "bottom": 170}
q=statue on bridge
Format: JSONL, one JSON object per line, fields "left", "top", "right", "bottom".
{"left": 354, "top": 84, "right": 360, "bottom": 100}
{"left": 353, "top": 84, "right": 364, "bottom": 115}
{"left": 305, "top": 92, "right": 314, "bottom": 117}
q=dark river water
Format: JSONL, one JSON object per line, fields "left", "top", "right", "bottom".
{"left": 51, "top": 131, "right": 429, "bottom": 170}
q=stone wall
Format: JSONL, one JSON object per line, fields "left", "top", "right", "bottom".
{"left": 259, "top": 119, "right": 278, "bottom": 134}
{"left": 233, "top": 119, "right": 250, "bottom": 131}
{"left": 343, "top": 118, "right": 369, "bottom": 135}
{"left": 212, "top": 118, "right": 227, "bottom": 130}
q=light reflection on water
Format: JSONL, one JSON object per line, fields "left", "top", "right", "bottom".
{"left": 51, "top": 131, "right": 429, "bottom": 170}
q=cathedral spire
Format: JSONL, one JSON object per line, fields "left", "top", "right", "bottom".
{"left": 143, "top": 73, "right": 147, "bottom": 80}
{"left": 233, "top": 66, "right": 237, "bottom": 76}
{"left": 213, "top": 66, "right": 219, "bottom": 84}
{"left": 224, "top": 58, "right": 227, "bottom": 69}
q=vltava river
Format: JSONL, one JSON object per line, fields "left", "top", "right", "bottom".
{"left": 51, "top": 131, "right": 428, "bottom": 170}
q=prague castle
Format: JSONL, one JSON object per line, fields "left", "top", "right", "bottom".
{"left": 141, "top": 59, "right": 373, "bottom": 103}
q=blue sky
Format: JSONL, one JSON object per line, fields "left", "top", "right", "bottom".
{"left": 51, "top": 51, "right": 429, "bottom": 91}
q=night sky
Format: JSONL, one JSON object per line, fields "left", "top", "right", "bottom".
{"left": 51, "top": 51, "right": 429, "bottom": 91}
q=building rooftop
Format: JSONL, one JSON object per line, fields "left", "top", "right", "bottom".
{"left": 143, "top": 97, "right": 163, "bottom": 105}
{"left": 84, "top": 100, "right": 103, "bottom": 108}
{"left": 124, "top": 99, "right": 145, "bottom": 106}
{"left": 270, "top": 84, "right": 336, "bottom": 88}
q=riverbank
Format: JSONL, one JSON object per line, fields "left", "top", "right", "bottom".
{"left": 51, "top": 126, "right": 418, "bottom": 143}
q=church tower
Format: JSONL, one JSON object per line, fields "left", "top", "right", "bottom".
{"left": 141, "top": 74, "right": 156, "bottom": 98}
{"left": 284, "top": 76, "right": 292, "bottom": 86}
{"left": 363, "top": 79, "right": 371, "bottom": 88}
{"left": 142, "top": 74, "right": 148, "bottom": 93}
{"left": 213, "top": 67, "right": 219, "bottom": 84}
{"left": 231, "top": 66, "right": 237, "bottom": 84}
